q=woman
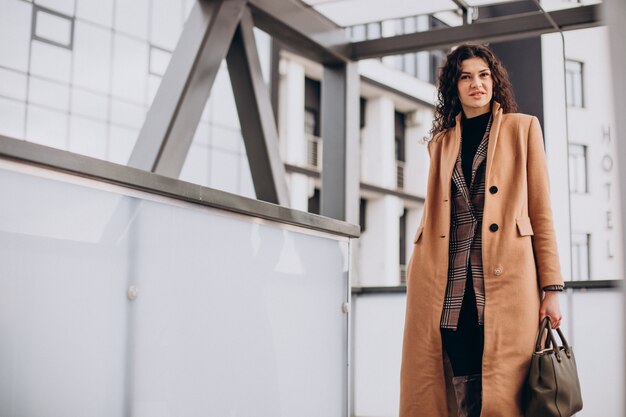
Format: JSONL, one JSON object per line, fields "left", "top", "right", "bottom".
{"left": 399, "top": 44, "right": 564, "bottom": 417}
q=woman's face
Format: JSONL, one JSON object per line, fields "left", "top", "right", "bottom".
{"left": 456, "top": 57, "right": 493, "bottom": 118}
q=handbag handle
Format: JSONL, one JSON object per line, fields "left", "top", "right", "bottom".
{"left": 535, "top": 317, "right": 572, "bottom": 360}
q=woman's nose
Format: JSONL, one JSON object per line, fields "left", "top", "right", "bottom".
{"left": 471, "top": 76, "right": 482, "bottom": 88}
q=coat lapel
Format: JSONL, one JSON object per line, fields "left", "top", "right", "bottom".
{"left": 451, "top": 146, "right": 472, "bottom": 208}
{"left": 449, "top": 108, "right": 494, "bottom": 211}
{"left": 444, "top": 112, "right": 463, "bottom": 197}
{"left": 485, "top": 101, "right": 503, "bottom": 181}
{"left": 469, "top": 116, "right": 493, "bottom": 193}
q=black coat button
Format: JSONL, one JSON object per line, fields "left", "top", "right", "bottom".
{"left": 489, "top": 223, "right": 499, "bottom": 232}
{"left": 489, "top": 186, "right": 498, "bottom": 194}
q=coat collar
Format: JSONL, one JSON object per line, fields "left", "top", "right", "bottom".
{"left": 446, "top": 101, "right": 504, "bottom": 187}
{"left": 451, "top": 113, "right": 493, "bottom": 213}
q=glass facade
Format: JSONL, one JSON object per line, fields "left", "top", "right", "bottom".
{"left": 0, "top": 0, "right": 262, "bottom": 197}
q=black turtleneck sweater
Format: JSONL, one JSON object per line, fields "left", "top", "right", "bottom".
{"left": 461, "top": 111, "right": 490, "bottom": 187}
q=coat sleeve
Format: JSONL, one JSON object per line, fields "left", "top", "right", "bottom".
{"left": 527, "top": 116, "right": 565, "bottom": 288}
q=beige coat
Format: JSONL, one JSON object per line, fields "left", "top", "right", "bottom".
{"left": 400, "top": 102, "right": 565, "bottom": 417}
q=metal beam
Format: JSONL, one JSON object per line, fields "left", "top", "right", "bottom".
{"left": 226, "top": 8, "right": 290, "bottom": 206}
{"left": 351, "top": 4, "right": 602, "bottom": 59}
{"left": 128, "top": 0, "right": 246, "bottom": 176}
{"left": 452, "top": 0, "right": 473, "bottom": 25}
{"left": 247, "top": 0, "right": 350, "bottom": 64}
{"left": 320, "top": 62, "right": 360, "bottom": 224}
{"left": 0, "top": 135, "right": 360, "bottom": 238}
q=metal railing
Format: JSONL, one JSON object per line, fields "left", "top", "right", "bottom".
{"left": 307, "top": 134, "right": 322, "bottom": 169}
{"left": 399, "top": 264, "right": 407, "bottom": 285}
{"left": 396, "top": 160, "right": 405, "bottom": 190}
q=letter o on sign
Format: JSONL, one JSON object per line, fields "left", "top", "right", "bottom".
{"left": 602, "top": 155, "right": 613, "bottom": 172}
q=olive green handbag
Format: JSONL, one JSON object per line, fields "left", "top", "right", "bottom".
{"left": 524, "top": 317, "right": 583, "bottom": 417}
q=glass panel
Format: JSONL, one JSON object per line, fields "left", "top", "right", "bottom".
{"left": 28, "top": 77, "right": 70, "bottom": 112}
{"left": 150, "top": 0, "right": 187, "bottom": 50}
{"left": 149, "top": 46, "right": 171, "bottom": 77}
{"left": 30, "top": 40, "right": 72, "bottom": 83}
{"left": 0, "top": 97, "right": 26, "bottom": 139}
{"left": 0, "top": 0, "right": 32, "bottom": 72}
{"left": 115, "top": 0, "right": 149, "bottom": 39}
{"left": 35, "top": 8, "right": 73, "bottom": 46}
{"left": 0, "top": 67, "right": 28, "bottom": 101}
{"left": 0, "top": 160, "right": 350, "bottom": 417}
{"left": 73, "top": 21, "right": 113, "bottom": 94}
{"left": 76, "top": 0, "right": 114, "bottom": 27}
{"left": 36, "top": 0, "right": 75, "bottom": 16}
{"left": 26, "top": 105, "right": 68, "bottom": 149}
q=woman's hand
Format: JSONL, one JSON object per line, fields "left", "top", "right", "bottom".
{"left": 539, "top": 291, "right": 563, "bottom": 328}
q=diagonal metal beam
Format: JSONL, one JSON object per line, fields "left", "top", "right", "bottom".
{"left": 128, "top": 0, "right": 247, "bottom": 176}
{"left": 320, "top": 62, "right": 360, "bottom": 224}
{"left": 226, "top": 7, "right": 290, "bottom": 206}
{"left": 247, "top": 0, "right": 350, "bottom": 64}
{"left": 351, "top": 4, "right": 603, "bottom": 59}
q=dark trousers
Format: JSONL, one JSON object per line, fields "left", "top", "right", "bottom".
{"left": 441, "top": 268, "right": 485, "bottom": 377}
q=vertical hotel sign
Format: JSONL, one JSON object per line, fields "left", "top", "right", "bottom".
{"left": 602, "top": 125, "right": 615, "bottom": 258}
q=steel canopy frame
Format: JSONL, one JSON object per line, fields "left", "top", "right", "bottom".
{"left": 247, "top": 0, "right": 351, "bottom": 64}
{"left": 226, "top": 8, "right": 290, "bottom": 206}
{"left": 321, "top": 62, "right": 360, "bottom": 224}
{"left": 351, "top": 4, "right": 602, "bottom": 59}
{"left": 126, "top": 0, "right": 602, "bottom": 218}
{"left": 128, "top": 0, "right": 246, "bottom": 175}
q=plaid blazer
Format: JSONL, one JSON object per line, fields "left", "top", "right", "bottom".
{"left": 440, "top": 117, "right": 492, "bottom": 330}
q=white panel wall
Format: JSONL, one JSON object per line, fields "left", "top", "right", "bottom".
{"left": 353, "top": 293, "right": 406, "bottom": 417}
{"left": 0, "top": 161, "right": 350, "bottom": 417}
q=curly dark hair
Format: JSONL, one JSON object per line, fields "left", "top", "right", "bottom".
{"left": 429, "top": 43, "right": 518, "bottom": 138}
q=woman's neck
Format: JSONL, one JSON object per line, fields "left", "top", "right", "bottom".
{"left": 462, "top": 104, "right": 491, "bottom": 119}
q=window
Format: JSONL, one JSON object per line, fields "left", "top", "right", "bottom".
{"left": 568, "top": 144, "right": 587, "bottom": 193}
{"left": 429, "top": 50, "right": 446, "bottom": 84}
{"left": 304, "top": 77, "right": 321, "bottom": 136}
{"left": 565, "top": 59, "right": 584, "bottom": 107}
{"left": 305, "top": 109, "right": 320, "bottom": 168}
{"left": 403, "top": 16, "right": 416, "bottom": 34}
{"left": 399, "top": 209, "right": 407, "bottom": 266}
{"left": 395, "top": 112, "right": 406, "bottom": 190}
{"left": 360, "top": 198, "right": 367, "bottom": 232}
{"left": 403, "top": 53, "right": 417, "bottom": 77}
{"left": 350, "top": 24, "right": 366, "bottom": 42}
{"left": 308, "top": 188, "right": 320, "bottom": 214}
{"left": 366, "top": 22, "right": 381, "bottom": 39}
{"left": 304, "top": 109, "right": 316, "bottom": 136}
{"left": 32, "top": 6, "right": 74, "bottom": 50}
{"left": 393, "top": 18, "right": 404, "bottom": 36}
{"left": 571, "top": 233, "right": 590, "bottom": 280}
{"left": 399, "top": 209, "right": 407, "bottom": 284}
